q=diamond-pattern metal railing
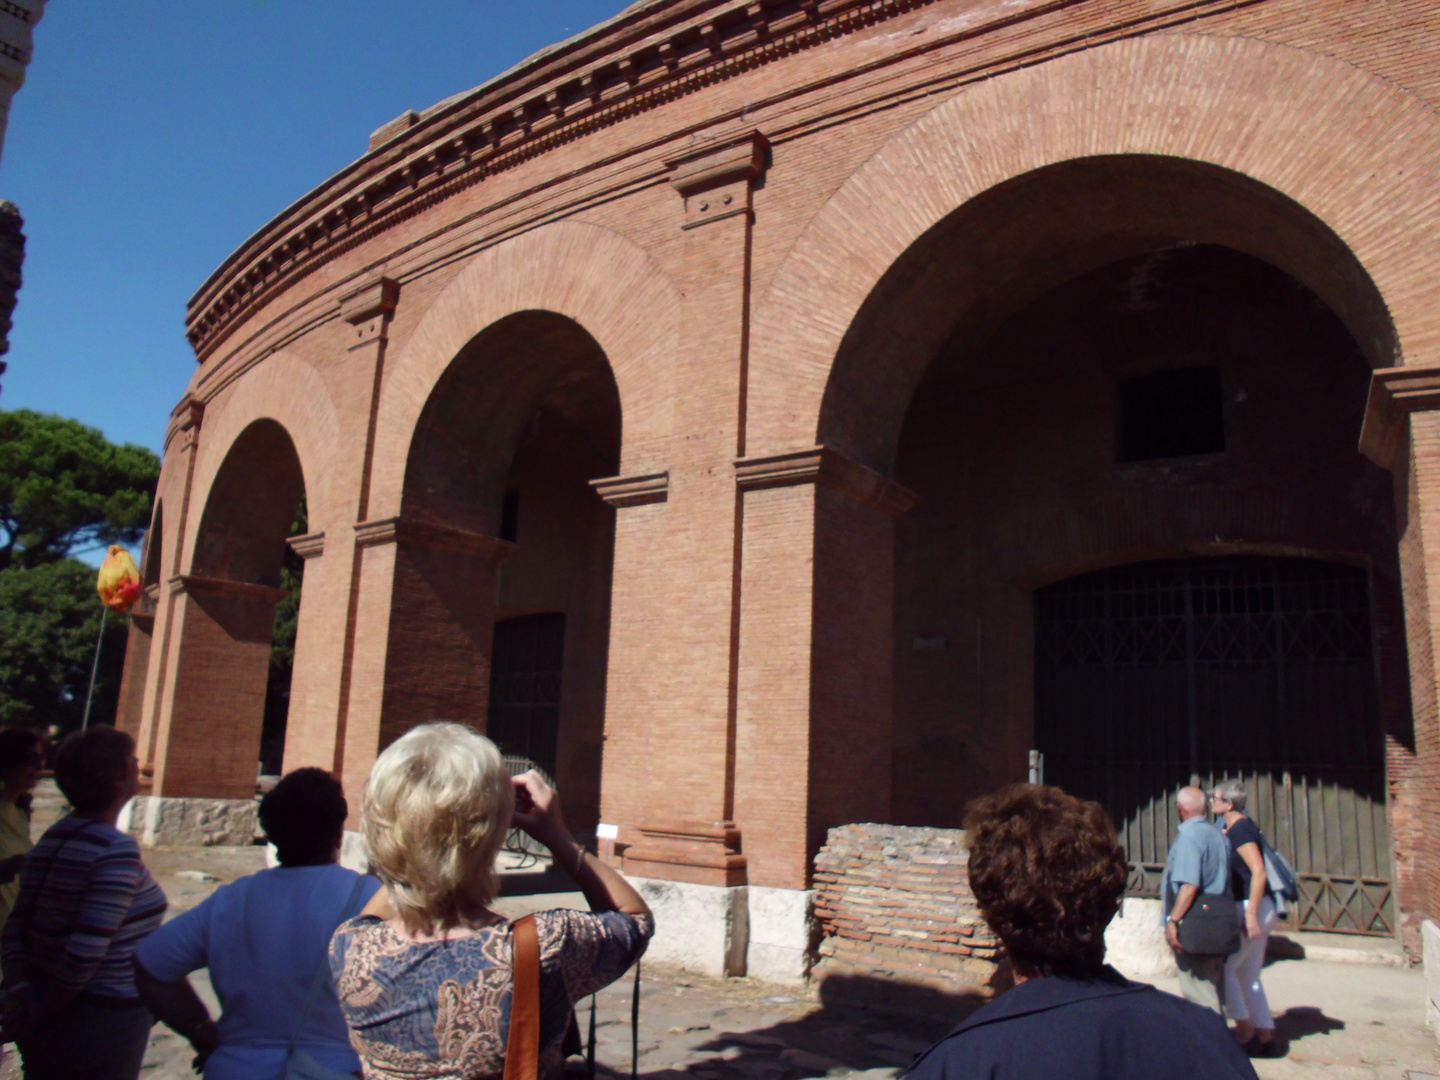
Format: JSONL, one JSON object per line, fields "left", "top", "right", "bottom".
{"left": 1036, "top": 557, "right": 1395, "bottom": 937}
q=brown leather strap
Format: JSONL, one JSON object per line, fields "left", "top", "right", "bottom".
{"left": 504, "top": 914, "right": 541, "bottom": 1080}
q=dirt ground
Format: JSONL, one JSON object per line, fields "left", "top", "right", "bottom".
{"left": 1, "top": 827, "right": 1436, "bottom": 1079}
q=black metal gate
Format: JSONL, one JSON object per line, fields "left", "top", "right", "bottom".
{"left": 1035, "top": 557, "right": 1394, "bottom": 936}
{"left": 488, "top": 613, "right": 565, "bottom": 780}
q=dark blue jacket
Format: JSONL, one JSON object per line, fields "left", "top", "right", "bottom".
{"left": 905, "top": 967, "right": 1258, "bottom": 1080}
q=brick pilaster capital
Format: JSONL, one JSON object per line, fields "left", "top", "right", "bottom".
{"left": 164, "top": 394, "right": 206, "bottom": 453}
{"left": 286, "top": 531, "right": 326, "bottom": 560}
{"left": 1359, "top": 364, "right": 1440, "bottom": 468}
{"left": 665, "top": 130, "right": 768, "bottom": 230}
{"left": 735, "top": 445, "right": 918, "bottom": 517}
{"left": 340, "top": 276, "right": 400, "bottom": 351}
{"left": 589, "top": 471, "right": 668, "bottom": 508}
{"left": 353, "top": 516, "right": 516, "bottom": 562}
{"left": 168, "top": 574, "right": 288, "bottom": 606}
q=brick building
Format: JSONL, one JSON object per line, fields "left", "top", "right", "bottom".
{"left": 117, "top": 0, "right": 1440, "bottom": 983}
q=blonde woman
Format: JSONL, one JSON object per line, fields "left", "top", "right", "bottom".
{"left": 330, "top": 723, "right": 652, "bottom": 1080}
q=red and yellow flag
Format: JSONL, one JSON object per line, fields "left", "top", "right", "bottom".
{"left": 97, "top": 546, "right": 142, "bottom": 614}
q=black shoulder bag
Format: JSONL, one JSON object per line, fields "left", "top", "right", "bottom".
{"left": 1177, "top": 893, "right": 1241, "bottom": 956}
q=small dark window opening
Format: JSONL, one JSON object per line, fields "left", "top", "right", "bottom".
{"left": 500, "top": 489, "right": 520, "bottom": 543}
{"left": 1119, "top": 367, "right": 1225, "bottom": 462}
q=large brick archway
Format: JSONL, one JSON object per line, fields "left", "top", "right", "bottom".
{"left": 125, "top": 352, "right": 345, "bottom": 800}
{"left": 747, "top": 33, "right": 1440, "bottom": 465}
{"left": 368, "top": 219, "right": 681, "bottom": 518}
{"left": 734, "top": 32, "right": 1440, "bottom": 913}
{"left": 333, "top": 220, "right": 683, "bottom": 816}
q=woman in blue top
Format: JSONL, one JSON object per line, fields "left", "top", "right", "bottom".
{"left": 1211, "top": 780, "right": 1279, "bottom": 1057}
{"left": 135, "top": 767, "right": 381, "bottom": 1078}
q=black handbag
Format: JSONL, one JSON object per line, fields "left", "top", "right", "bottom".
{"left": 1177, "top": 892, "right": 1242, "bottom": 956}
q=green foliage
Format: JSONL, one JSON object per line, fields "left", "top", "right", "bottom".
{"left": 0, "top": 558, "right": 127, "bottom": 730}
{"left": 0, "top": 409, "right": 161, "bottom": 570}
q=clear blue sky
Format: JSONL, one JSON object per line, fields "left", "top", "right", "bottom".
{"left": 0, "top": 0, "right": 632, "bottom": 456}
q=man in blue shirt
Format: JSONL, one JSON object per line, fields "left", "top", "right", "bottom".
{"left": 1161, "top": 785, "right": 1231, "bottom": 1013}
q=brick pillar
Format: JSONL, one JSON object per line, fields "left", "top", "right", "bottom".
{"left": 1360, "top": 365, "right": 1440, "bottom": 950}
{"left": 136, "top": 396, "right": 205, "bottom": 786}
{"left": 732, "top": 448, "right": 916, "bottom": 891}
{"left": 294, "top": 278, "right": 400, "bottom": 781}
{"left": 332, "top": 518, "right": 513, "bottom": 818}
{"left": 608, "top": 132, "right": 766, "bottom": 887}
{"left": 149, "top": 575, "right": 286, "bottom": 800}
{"left": 278, "top": 531, "right": 328, "bottom": 771}
{"left": 113, "top": 584, "right": 158, "bottom": 738}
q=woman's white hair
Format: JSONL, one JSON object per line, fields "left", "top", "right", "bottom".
{"left": 362, "top": 722, "right": 513, "bottom": 933}
{"left": 1213, "top": 779, "right": 1248, "bottom": 812}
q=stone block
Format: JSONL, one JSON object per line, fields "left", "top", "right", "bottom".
{"left": 633, "top": 877, "right": 748, "bottom": 977}
{"left": 340, "top": 828, "right": 370, "bottom": 873}
{"left": 1423, "top": 919, "right": 1440, "bottom": 1033}
{"left": 1104, "top": 898, "right": 1176, "bottom": 982}
{"left": 748, "top": 886, "right": 816, "bottom": 984}
{"left": 121, "top": 795, "right": 259, "bottom": 848}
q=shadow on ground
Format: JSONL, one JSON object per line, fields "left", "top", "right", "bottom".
{"left": 582, "top": 971, "right": 988, "bottom": 1080}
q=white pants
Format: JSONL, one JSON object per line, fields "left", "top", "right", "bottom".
{"left": 1224, "top": 894, "right": 1278, "bottom": 1027}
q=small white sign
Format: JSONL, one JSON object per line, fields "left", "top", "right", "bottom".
{"left": 596, "top": 822, "right": 620, "bottom": 840}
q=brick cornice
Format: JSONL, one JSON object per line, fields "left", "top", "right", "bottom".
{"left": 1359, "top": 364, "right": 1440, "bottom": 469}
{"left": 353, "top": 516, "right": 516, "bottom": 562}
{"left": 622, "top": 818, "right": 747, "bottom": 886}
{"left": 736, "top": 445, "right": 917, "bottom": 517}
{"left": 589, "top": 471, "right": 669, "bottom": 507}
{"left": 189, "top": 0, "right": 1208, "bottom": 364}
{"left": 184, "top": 0, "right": 1263, "bottom": 370}
{"left": 339, "top": 276, "right": 400, "bottom": 325}
{"left": 286, "top": 531, "right": 326, "bottom": 560}
{"left": 168, "top": 574, "right": 288, "bottom": 606}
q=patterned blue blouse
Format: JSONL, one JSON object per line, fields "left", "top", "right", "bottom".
{"left": 330, "top": 908, "right": 653, "bottom": 1080}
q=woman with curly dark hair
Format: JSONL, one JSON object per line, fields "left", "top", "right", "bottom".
{"left": 906, "top": 784, "right": 1257, "bottom": 1080}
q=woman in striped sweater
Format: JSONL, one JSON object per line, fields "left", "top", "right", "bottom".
{"left": 0, "top": 726, "right": 168, "bottom": 1080}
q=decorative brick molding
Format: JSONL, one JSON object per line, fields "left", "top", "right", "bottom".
{"left": 666, "top": 129, "right": 768, "bottom": 229}
{"left": 735, "top": 446, "right": 917, "bottom": 517}
{"left": 168, "top": 574, "right": 287, "bottom": 606}
{"left": 622, "top": 819, "right": 747, "bottom": 887}
{"left": 164, "top": 393, "right": 206, "bottom": 454}
{"left": 590, "top": 471, "right": 669, "bottom": 507}
{"left": 286, "top": 531, "right": 326, "bottom": 560}
{"left": 813, "top": 824, "right": 1004, "bottom": 1002}
{"left": 353, "top": 516, "right": 516, "bottom": 562}
{"left": 340, "top": 276, "right": 400, "bottom": 352}
{"left": 1359, "top": 364, "right": 1440, "bottom": 469}
{"left": 129, "top": 583, "right": 161, "bottom": 626}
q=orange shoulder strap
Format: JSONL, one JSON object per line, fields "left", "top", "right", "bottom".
{"left": 504, "top": 914, "right": 541, "bottom": 1080}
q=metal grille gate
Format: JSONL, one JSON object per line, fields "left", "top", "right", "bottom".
{"left": 488, "top": 613, "right": 565, "bottom": 780}
{"left": 1035, "top": 557, "right": 1394, "bottom": 936}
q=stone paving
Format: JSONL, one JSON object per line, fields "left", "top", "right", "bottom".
{"left": 0, "top": 824, "right": 1435, "bottom": 1079}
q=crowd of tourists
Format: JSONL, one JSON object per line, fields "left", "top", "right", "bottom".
{"left": 0, "top": 719, "right": 1286, "bottom": 1080}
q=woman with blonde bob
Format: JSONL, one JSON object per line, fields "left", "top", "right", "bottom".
{"left": 330, "top": 723, "right": 652, "bottom": 1079}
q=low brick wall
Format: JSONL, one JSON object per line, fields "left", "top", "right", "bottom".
{"left": 813, "top": 823, "right": 1005, "bottom": 1006}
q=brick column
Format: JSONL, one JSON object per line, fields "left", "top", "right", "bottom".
{"left": 149, "top": 575, "right": 287, "bottom": 800}
{"left": 136, "top": 395, "right": 205, "bottom": 786}
{"left": 332, "top": 517, "right": 514, "bottom": 818}
{"left": 293, "top": 278, "right": 400, "bottom": 786}
{"left": 732, "top": 447, "right": 917, "bottom": 891}
{"left": 278, "top": 530, "right": 328, "bottom": 770}
{"left": 1361, "top": 366, "right": 1440, "bottom": 947}
{"left": 113, "top": 584, "right": 158, "bottom": 738}
{"left": 608, "top": 132, "right": 766, "bottom": 887}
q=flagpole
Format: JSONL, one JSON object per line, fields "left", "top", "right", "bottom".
{"left": 81, "top": 606, "right": 107, "bottom": 731}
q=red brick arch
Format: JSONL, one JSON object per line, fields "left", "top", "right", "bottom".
{"left": 367, "top": 220, "right": 682, "bottom": 523}
{"left": 184, "top": 350, "right": 345, "bottom": 568}
{"left": 748, "top": 33, "right": 1440, "bottom": 468}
